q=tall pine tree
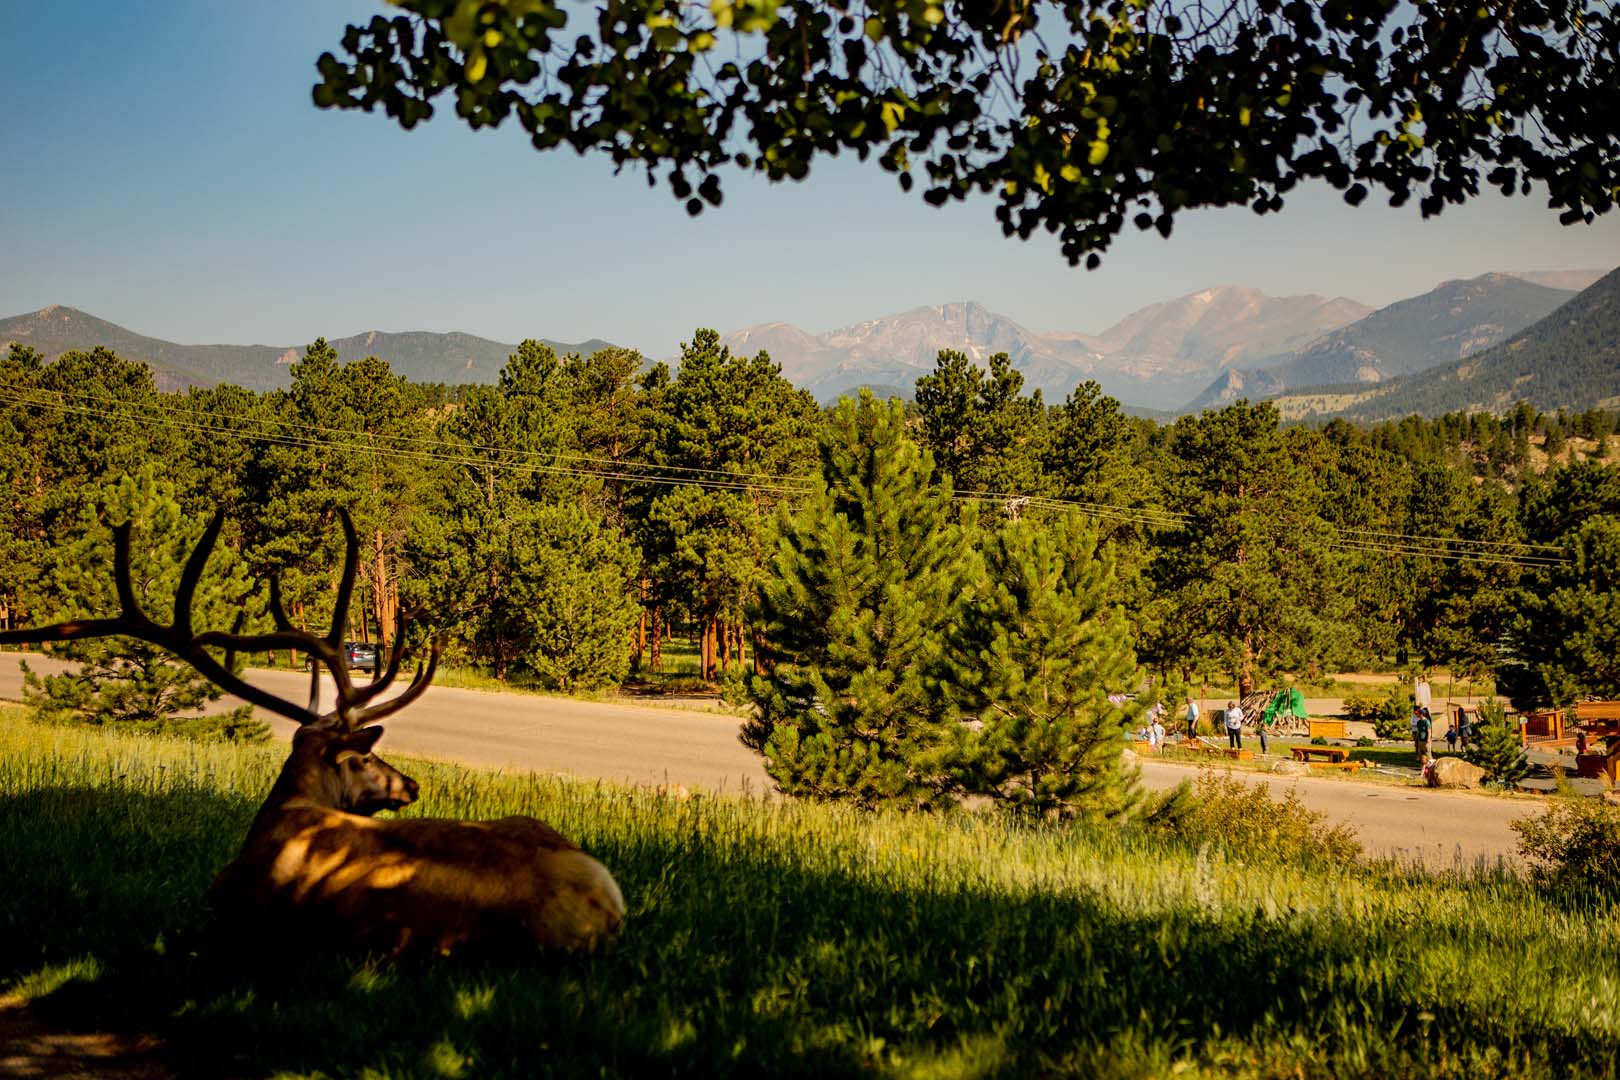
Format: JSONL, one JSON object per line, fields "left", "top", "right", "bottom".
{"left": 939, "top": 511, "right": 1143, "bottom": 821}
{"left": 742, "top": 392, "right": 963, "bottom": 807}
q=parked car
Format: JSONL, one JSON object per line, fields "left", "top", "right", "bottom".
{"left": 308, "top": 640, "right": 378, "bottom": 675}
{"left": 344, "top": 641, "right": 378, "bottom": 674}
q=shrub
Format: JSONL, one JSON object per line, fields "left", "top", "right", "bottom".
{"left": 1355, "top": 736, "right": 1375, "bottom": 747}
{"left": 1143, "top": 772, "right": 1361, "bottom": 866}
{"left": 1341, "top": 687, "right": 1412, "bottom": 739}
{"left": 1465, "top": 699, "right": 1528, "bottom": 786}
{"left": 1512, "top": 799, "right": 1620, "bottom": 897}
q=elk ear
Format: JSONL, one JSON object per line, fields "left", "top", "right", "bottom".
{"left": 343, "top": 726, "right": 386, "bottom": 754}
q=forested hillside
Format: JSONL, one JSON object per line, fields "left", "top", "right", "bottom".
{"left": 1185, "top": 274, "right": 1579, "bottom": 411}
{"left": 1289, "top": 268, "right": 1620, "bottom": 421}
{"left": 2, "top": 334, "right": 1617, "bottom": 749}
{"left": 0, "top": 306, "right": 610, "bottom": 392}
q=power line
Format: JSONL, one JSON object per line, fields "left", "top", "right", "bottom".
{"left": 0, "top": 384, "right": 1572, "bottom": 568}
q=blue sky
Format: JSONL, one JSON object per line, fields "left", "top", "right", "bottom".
{"left": 3, "top": 1, "right": 1617, "bottom": 358}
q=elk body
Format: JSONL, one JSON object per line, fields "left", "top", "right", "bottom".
{"left": 2, "top": 510, "right": 625, "bottom": 957}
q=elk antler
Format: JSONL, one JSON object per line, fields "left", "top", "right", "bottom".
{"left": 0, "top": 509, "right": 439, "bottom": 730}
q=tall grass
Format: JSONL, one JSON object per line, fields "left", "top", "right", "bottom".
{"left": 1, "top": 707, "right": 1616, "bottom": 1078}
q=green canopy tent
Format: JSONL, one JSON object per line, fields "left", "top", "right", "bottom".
{"left": 1262, "top": 688, "right": 1310, "bottom": 735}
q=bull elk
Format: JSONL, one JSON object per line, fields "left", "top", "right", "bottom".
{"left": 0, "top": 510, "right": 625, "bottom": 956}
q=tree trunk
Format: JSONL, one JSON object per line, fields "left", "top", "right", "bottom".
{"left": 1238, "top": 633, "right": 1255, "bottom": 699}
{"left": 372, "top": 532, "right": 394, "bottom": 651}
{"left": 631, "top": 605, "right": 646, "bottom": 673}
{"left": 650, "top": 607, "right": 663, "bottom": 672}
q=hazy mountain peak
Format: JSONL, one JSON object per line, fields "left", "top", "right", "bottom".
{"left": 1182, "top": 270, "right": 1589, "bottom": 412}
{"left": 1499, "top": 268, "right": 1609, "bottom": 292}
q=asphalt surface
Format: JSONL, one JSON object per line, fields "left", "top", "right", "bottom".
{"left": 0, "top": 653, "right": 1535, "bottom": 869}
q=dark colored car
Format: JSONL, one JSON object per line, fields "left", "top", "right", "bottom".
{"left": 343, "top": 641, "right": 378, "bottom": 674}
{"left": 311, "top": 641, "right": 378, "bottom": 675}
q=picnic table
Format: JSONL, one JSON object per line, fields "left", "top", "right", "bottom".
{"left": 1291, "top": 745, "right": 1351, "bottom": 764}
{"left": 1289, "top": 745, "right": 1363, "bottom": 771}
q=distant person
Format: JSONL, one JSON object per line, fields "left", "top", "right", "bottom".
{"left": 1185, "top": 698, "right": 1201, "bottom": 738}
{"left": 1152, "top": 716, "right": 1166, "bottom": 748}
{"left": 1444, "top": 724, "right": 1458, "bottom": 752}
{"left": 1412, "top": 706, "right": 1433, "bottom": 764}
{"left": 1225, "top": 700, "right": 1244, "bottom": 750}
{"left": 1257, "top": 708, "right": 1271, "bottom": 755}
{"left": 1576, "top": 729, "right": 1590, "bottom": 755}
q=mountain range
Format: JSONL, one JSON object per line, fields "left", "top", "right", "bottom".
{"left": 725, "top": 290, "right": 1373, "bottom": 410}
{"left": 1183, "top": 273, "right": 1585, "bottom": 411}
{"left": 3, "top": 265, "right": 1612, "bottom": 416}
{"left": 0, "top": 306, "right": 610, "bottom": 393}
{"left": 1268, "top": 266, "right": 1620, "bottom": 422}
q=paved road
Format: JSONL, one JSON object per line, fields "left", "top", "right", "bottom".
{"left": 0, "top": 654, "right": 1534, "bottom": 868}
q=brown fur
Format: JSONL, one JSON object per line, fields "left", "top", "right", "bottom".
{"left": 211, "top": 725, "right": 626, "bottom": 957}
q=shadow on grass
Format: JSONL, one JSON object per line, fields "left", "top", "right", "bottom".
{"left": 1, "top": 786, "right": 1612, "bottom": 1079}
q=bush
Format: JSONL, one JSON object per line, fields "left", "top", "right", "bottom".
{"left": 1355, "top": 736, "right": 1375, "bottom": 747}
{"left": 1465, "top": 699, "right": 1528, "bottom": 786}
{"left": 1144, "top": 772, "right": 1361, "bottom": 866}
{"left": 1341, "top": 687, "right": 1413, "bottom": 739}
{"left": 1512, "top": 800, "right": 1620, "bottom": 897}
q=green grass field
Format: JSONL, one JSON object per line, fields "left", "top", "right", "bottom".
{"left": 2, "top": 708, "right": 1617, "bottom": 1078}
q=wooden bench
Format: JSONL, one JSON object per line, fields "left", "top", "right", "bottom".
{"left": 1291, "top": 745, "right": 1352, "bottom": 764}
{"left": 1177, "top": 738, "right": 1252, "bottom": 761}
{"left": 1306, "top": 760, "right": 1364, "bottom": 773}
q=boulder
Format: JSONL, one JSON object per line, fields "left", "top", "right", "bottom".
{"left": 1426, "top": 757, "right": 1487, "bottom": 789}
{"left": 1270, "top": 759, "right": 1309, "bottom": 776}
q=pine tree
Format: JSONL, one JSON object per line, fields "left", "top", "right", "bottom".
{"left": 640, "top": 329, "right": 820, "bottom": 681}
{"left": 913, "top": 350, "right": 1047, "bottom": 497}
{"left": 515, "top": 502, "right": 641, "bottom": 692}
{"left": 742, "top": 392, "right": 963, "bottom": 807}
{"left": 1465, "top": 699, "right": 1528, "bottom": 786}
{"left": 939, "top": 512, "right": 1143, "bottom": 821}
{"left": 403, "top": 341, "right": 580, "bottom": 680}
{"left": 1144, "top": 402, "right": 1346, "bottom": 696}
{"left": 21, "top": 466, "right": 269, "bottom": 742}
{"left": 1506, "top": 517, "right": 1620, "bottom": 706}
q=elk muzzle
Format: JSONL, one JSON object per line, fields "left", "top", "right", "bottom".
{"left": 340, "top": 750, "right": 420, "bottom": 815}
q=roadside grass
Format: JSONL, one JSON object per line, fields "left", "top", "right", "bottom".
{"left": 3, "top": 708, "right": 1617, "bottom": 1078}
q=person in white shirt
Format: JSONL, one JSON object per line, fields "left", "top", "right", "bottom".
{"left": 1225, "top": 700, "right": 1244, "bottom": 750}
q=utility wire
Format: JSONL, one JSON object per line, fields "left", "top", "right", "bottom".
{"left": 0, "top": 385, "right": 1571, "bottom": 568}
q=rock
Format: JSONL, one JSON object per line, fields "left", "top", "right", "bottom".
{"left": 1270, "top": 760, "right": 1309, "bottom": 776}
{"left": 1426, "top": 757, "right": 1487, "bottom": 789}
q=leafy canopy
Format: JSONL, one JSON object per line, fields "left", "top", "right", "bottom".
{"left": 316, "top": 1, "right": 1619, "bottom": 265}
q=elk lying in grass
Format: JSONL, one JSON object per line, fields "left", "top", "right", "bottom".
{"left": 0, "top": 510, "right": 625, "bottom": 957}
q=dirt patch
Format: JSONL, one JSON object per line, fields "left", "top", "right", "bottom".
{"left": 0, "top": 996, "right": 169, "bottom": 1079}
